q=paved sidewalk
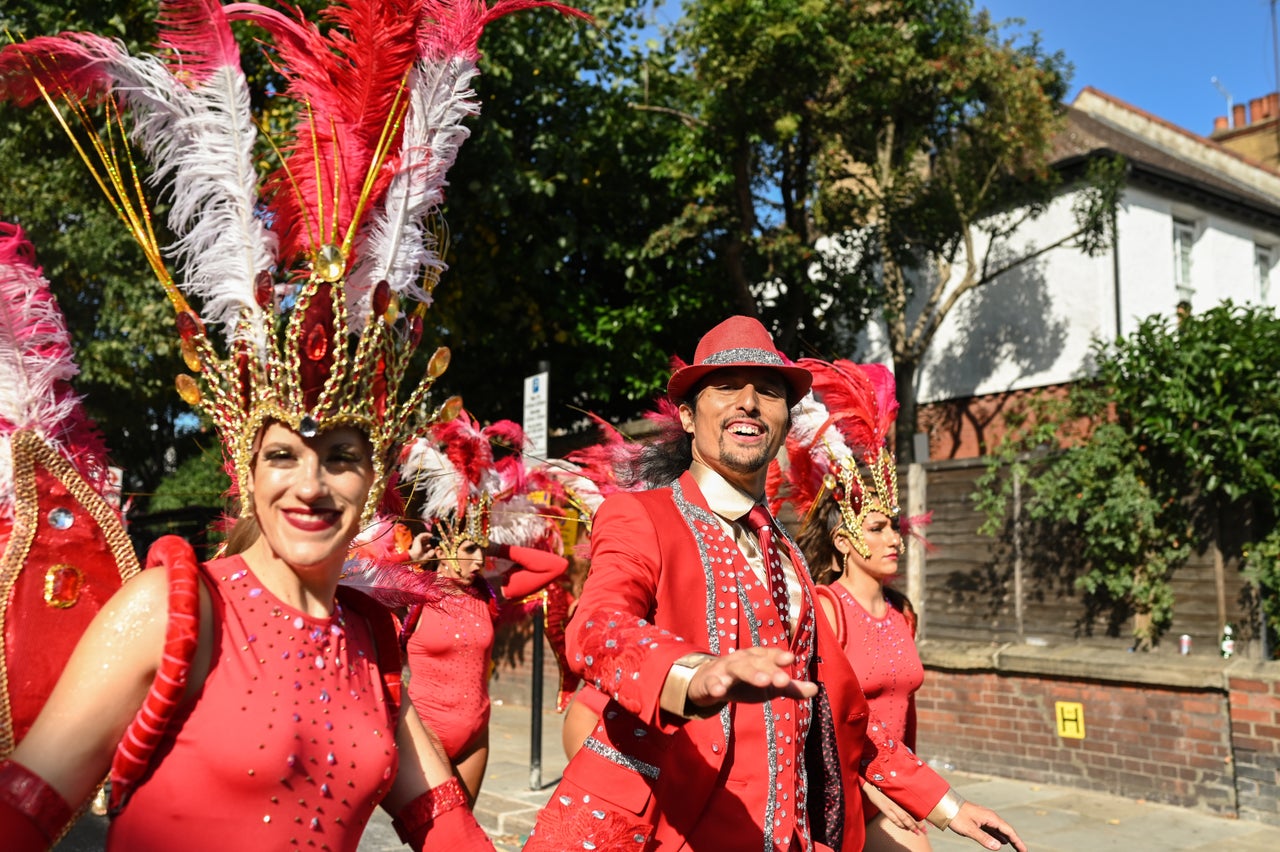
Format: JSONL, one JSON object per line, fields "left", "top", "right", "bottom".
{"left": 56, "top": 699, "right": 1280, "bottom": 850}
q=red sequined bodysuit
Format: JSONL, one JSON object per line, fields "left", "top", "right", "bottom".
{"left": 405, "top": 545, "right": 566, "bottom": 758}
{"left": 108, "top": 556, "right": 398, "bottom": 852}
{"left": 831, "top": 583, "right": 924, "bottom": 748}
{"left": 406, "top": 583, "right": 494, "bottom": 757}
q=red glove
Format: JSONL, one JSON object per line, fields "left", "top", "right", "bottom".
{"left": 0, "top": 758, "right": 73, "bottom": 851}
{"left": 391, "top": 777, "right": 494, "bottom": 851}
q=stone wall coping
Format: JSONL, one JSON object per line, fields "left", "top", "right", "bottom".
{"left": 917, "top": 639, "right": 1280, "bottom": 691}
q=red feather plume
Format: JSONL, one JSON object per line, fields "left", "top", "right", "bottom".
{"left": 229, "top": 0, "right": 422, "bottom": 264}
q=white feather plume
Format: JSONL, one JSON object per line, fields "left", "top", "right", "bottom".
{"left": 108, "top": 55, "right": 273, "bottom": 347}
{"left": 144, "top": 64, "right": 277, "bottom": 349}
{"left": 488, "top": 492, "right": 547, "bottom": 547}
{"left": 791, "top": 391, "right": 853, "bottom": 471}
{"left": 0, "top": 281, "right": 80, "bottom": 433}
{"left": 347, "top": 55, "right": 481, "bottom": 322}
{"left": 399, "top": 437, "right": 465, "bottom": 522}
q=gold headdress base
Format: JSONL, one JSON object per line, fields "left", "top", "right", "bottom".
{"left": 823, "top": 446, "right": 900, "bottom": 559}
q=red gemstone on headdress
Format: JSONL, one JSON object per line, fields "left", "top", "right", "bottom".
{"left": 175, "top": 310, "right": 203, "bottom": 342}
{"left": 254, "top": 271, "right": 274, "bottom": 309}
{"left": 407, "top": 315, "right": 423, "bottom": 347}
{"left": 372, "top": 356, "right": 388, "bottom": 418}
{"left": 372, "top": 280, "right": 390, "bottom": 317}
{"left": 304, "top": 324, "right": 329, "bottom": 361}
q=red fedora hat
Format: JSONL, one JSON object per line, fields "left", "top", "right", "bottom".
{"left": 667, "top": 316, "right": 812, "bottom": 404}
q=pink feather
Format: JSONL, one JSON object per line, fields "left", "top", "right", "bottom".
{"left": 433, "top": 411, "right": 492, "bottom": 513}
{"left": 416, "top": 0, "right": 594, "bottom": 63}
{"left": 230, "top": 0, "right": 422, "bottom": 264}
{"left": 0, "top": 222, "right": 110, "bottom": 492}
{"left": 0, "top": 32, "right": 125, "bottom": 107}
{"left": 800, "top": 357, "right": 890, "bottom": 456}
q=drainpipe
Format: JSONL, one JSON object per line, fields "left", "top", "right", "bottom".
{"left": 1112, "top": 190, "right": 1123, "bottom": 340}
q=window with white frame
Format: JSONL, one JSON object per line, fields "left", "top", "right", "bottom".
{"left": 1173, "top": 218, "right": 1196, "bottom": 304}
{"left": 1256, "top": 243, "right": 1273, "bottom": 303}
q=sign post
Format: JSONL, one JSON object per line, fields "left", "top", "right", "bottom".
{"left": 522, "top": 369, "right": 549, "bottom": 790}
{"left": 523, "top": 371, "right": 549, "bottom": 463}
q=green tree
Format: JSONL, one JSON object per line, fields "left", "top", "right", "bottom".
{"left": 648, "top": 0, "right": 1117, "bottom": 461}
{"left": 430, "top": 0, "right": 705, "bottom": 430}
{"left": 975, "top": 303, "right": 1280, "bottom": 648}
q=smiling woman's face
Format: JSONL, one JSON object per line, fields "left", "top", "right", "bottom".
{"left": 246, "top": 422, "right": 374, "bottom": 573}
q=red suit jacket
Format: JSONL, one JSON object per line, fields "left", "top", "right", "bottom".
{"left": 527, "top": 472, "right": 947, "bottom": 851}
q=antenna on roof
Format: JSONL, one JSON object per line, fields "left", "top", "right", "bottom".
{"left": 1211, "top": 76, "right": 1233, "bottom": 113}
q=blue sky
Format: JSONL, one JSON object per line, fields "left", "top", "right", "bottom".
{"left": 979, "top": 1, "right": 1280, "bottom": 136}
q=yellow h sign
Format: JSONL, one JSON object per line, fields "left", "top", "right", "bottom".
{"left": 1055, "top": 701, "right": 1085, "bottom": 739}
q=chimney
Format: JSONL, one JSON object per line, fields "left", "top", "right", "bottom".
{"left": 1233, "top": 103, "right": 1247, "bottom": 127}
{"left": 1249, "top": 96, "right": 1265, "bottom": 124}
{"left": 1213, "top": 115, "right": 1229, "bottom": 133}
{"left": 1271, "top": 92, "right": 1280, "bottom": 118}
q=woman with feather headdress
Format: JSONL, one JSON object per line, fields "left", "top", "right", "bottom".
{"left": 385, "top": 412, "right": 568, "bottom": 804}
{"left": 0, "top": 0, "right": 587, "bottom": 849}
{"left": 781, "top": 358, "right": 937, "bottom": 852}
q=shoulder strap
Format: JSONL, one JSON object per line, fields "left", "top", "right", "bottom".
{"left": 109, "top": 535, "right": 201, "bottom": 814}
{"left": 336, "top": 585, "right": 403, "bottom": 724}
{"left": 813, "top": 585, "right": 847, "bottom": 649}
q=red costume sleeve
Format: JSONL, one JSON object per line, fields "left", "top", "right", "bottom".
{"left": 491, "top": 544, "right": 568, "bottom": 601}
{"left": 565, "top": 493, "right": 707, "bottom": 729}
{"left": 855, "top": 708, "right": 948, "bottom": 820}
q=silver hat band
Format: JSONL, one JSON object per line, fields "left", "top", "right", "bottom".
{"left": 701, "top": 347, "right": 785, "bottom": 367}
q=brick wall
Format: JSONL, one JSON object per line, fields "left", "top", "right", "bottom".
{"left": 487, "top": 614, "right": 1280, "bottom": 828}
{"left": 915, "top": 642, "right": 1280, "bottom": 826}
{"left": 1227, "top": 663, "right": 1280, "bottom": 823}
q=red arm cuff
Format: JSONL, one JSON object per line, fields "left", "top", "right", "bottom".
{"left": 390, "top": 777, "right": 493, "bottom": 850}
{"left": 0, "top": 758, "right": 73, "bottom": 850}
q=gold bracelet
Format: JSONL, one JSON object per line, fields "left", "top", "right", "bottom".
{"left": 927, "top": 787, "right": 966, "bottom": 831}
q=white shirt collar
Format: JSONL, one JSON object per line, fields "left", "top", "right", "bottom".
{"left": 688, "top": 460, "right": 760, "bottom": 524}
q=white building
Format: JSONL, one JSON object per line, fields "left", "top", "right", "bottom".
{"left": 861, "top": 87, "right": 1280, "bottom": 459}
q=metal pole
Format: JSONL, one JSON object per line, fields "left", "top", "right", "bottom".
{"left": 528, "top": 601, "right": 544, "bottom": 790}
{"left": 1013, "top": 469, "right": 1024, "bottom": 643}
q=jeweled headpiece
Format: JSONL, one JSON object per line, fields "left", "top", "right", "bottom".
{"left": 0, "top": 0, "right": 588, "bottom": 521}
{"left": 398, "top": 412, "right": 540, "bottom": 559}
{"left": 770, "top": 358, "right": 900, "bottom": 558}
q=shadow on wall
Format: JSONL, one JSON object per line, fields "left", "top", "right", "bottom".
{"left": 921, "top": 250, "right": 1069, "bottom": 457}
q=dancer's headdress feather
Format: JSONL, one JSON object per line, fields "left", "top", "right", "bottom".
{"left": 772, "top": 358, "right": 902, "bottom": 558}
{"left": 399, "top": 410, "right": 554, "bottom": 558}
{"left": 0, "top": 0, "right": 589, "bottom": 520}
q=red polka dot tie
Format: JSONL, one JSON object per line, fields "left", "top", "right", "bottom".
{"left": 745, "top": 504, "right": 790, "bottom": 638}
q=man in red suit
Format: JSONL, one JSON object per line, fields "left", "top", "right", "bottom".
{"left": 526, "top": 316, "right": 1024, "bottom": 852}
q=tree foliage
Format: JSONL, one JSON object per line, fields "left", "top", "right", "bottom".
{"left": 646, "top": 0, "right": 1118, "bottom": 461}
{"left": 427, "top": 0, "right": 707, "bottom": 428}
{"left": 975, "top": 303, "right": 1280, "bottom": 647}
{"left": 3, "top": 0, "right": 1109, "bottom": 519}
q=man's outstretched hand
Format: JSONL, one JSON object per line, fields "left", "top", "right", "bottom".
{"left": 686, "top": 646, "right": 818, "bottom": 710}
